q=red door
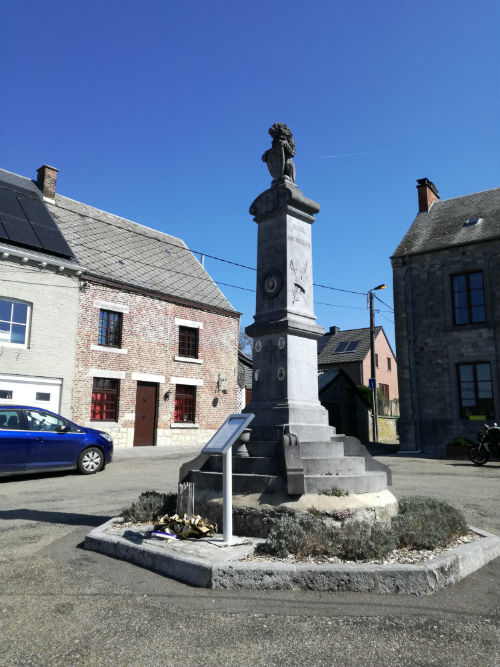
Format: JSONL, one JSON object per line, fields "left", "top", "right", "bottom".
{"left": 133, "top": 382, "right": 158, "bottom": 446}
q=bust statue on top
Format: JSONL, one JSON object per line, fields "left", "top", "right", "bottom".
{"left": 261, "top": 123, "right": 296, "bottom": 184}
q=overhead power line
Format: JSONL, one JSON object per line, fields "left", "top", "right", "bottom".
{"left": 54, "top": 202, "right": 372, "bottom": 297}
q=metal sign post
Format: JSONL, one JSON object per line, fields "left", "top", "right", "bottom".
{"left": 222, "top": 448, "right": 232, "bottom": 543}
{"left": 202, "top": 413, "right": 255, "bottom": 544}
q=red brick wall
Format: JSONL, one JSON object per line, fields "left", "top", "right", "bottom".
{"left": 72, "top": 281, "right": 239, "bottom": 445}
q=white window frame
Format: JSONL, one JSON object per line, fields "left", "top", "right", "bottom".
{"left": 0, "top": 297, "right": 32, "bottom": 349}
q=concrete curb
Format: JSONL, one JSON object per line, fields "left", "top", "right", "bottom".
{"left": 84, "top": 519, "right": 500, "bottom": 595}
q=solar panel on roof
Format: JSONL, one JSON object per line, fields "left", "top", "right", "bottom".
{"left": 0, "top": 214, "right": 41, "bottom": 247}
{"left": 0, "top": 180, "right": 73, "bottom": 259}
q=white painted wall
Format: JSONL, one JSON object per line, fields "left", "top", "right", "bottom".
{"left": 0, "top": 259, "right": 79, "bottom": 417}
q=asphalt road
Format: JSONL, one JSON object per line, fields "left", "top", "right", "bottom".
{"left": 1, "top": 448, "right": 499, "bottom": 667}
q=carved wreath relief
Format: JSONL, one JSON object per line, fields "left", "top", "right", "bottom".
{"left": 290, "top": 259, "right": 307, "bottom": 303}
{"left": 262, "top": 271, "right": 282, "bottom": 299}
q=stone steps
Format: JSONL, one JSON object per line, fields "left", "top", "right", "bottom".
{"left": 190, "top": 470, "right": 283, "bottom": 494}
{"left": 300, "top": 441, "right": 345, "bottom": 458}
{"left": 304, "top": 470, "right": 388, "bottom": 494}
{"left": 204, "top": 456, "right": 283, "bottom": 476}
{"left": 246, "top": 441, "right": 281, "bottom": 457}
{"left": 302, "top": 455, "right": 366, "bottom": 475}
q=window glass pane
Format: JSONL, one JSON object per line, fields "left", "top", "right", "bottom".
{"left": 471, "top": 306, "right": 486, "bottom": 322}
{"left": 91, "top": 378, "right": 118, "bottom": 420}
{"left": 0, "top": 410, "right": 22, "bottom": 429}
{"left": 35, "top": 392, "right": 51, "bottom": 401}
{"left": 469, "top": 272, "right": 483, "bottom": 289}
{"left": 10, "top": 324, "right": 26, "bottom": 344}
{"left": 0, "top": 321, "right": 10, "bottom": 341}
{"left": 346, "top": 340, "right": 360, "bottom": 352}
{"left": 459, "top": 365, "right": 473, "bottom": 381}
{"left": 476, "top": 364, "right": 491, "bottom": 381}
{"left": 26, "top": 410, "right": 64, "bottom": 431}
{"left": 454, "top": 292, "right": 468, "bottom": 308}
{"left": 0, "top": 390, "right": 13, "bottom": 399}
{"left": 12, "top": 302, "right": 28, "bottom": 323}
{"left": 0, "top": 299, "right": 12, "bottom": 321}
{"left": 452, "top": 275, "right": 466, "bottom": 292}
{"left": 460, "top": 383, "right": 475, "bottom": 402}
{"left": 455, "top": 308, "right": 468, "bottom": 324}
{"left": 335, "top": 341, "right": 349, "bottom": 353}
{"left": 477, "top": 383, "right": 492, "bottom": 399}
{"left": 470, "top": 290, "right": 484, "bottom": 306}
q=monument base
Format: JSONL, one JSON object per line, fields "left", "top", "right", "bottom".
{"left": 192, "top": 488, "right": 399, "bottom": 537}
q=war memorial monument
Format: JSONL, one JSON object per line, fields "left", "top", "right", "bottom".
{"left": 180, "top": 124, "right": 396, "bottom": 530}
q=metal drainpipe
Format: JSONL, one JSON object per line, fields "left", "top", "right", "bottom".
{"left": 407, "top": 253, "right": 421, "bottom": 452}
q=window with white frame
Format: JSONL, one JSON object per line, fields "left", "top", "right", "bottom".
{"left": 0, "top": 298, "right": 31, "bottom": 347}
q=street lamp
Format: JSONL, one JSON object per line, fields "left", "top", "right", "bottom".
{"left": 367, "top": 284, "right": 386, "bottom": 443}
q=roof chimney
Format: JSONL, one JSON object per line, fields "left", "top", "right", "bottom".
{"left": 416, "top": 177, "right": 439, "bottom": 213}
{"left": 329, "top": 326, "right": 340, "bottom": 335}
{"left": 36, "top": 165, "right": 59, "bottom": 200}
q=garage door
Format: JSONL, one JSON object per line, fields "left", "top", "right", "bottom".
{"left": 0, "top": 374, "right": 62, "bottom": 414}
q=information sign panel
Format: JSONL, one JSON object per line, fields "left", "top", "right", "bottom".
{"left": 202, "top": 413, "right": 255, "bottom": 455}
{"left": 368, "top": 378, "right": 376, "bottom": 390}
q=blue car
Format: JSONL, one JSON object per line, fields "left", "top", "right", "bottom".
{"left": 0, "top": 405, "right": 113, "bottom": 476}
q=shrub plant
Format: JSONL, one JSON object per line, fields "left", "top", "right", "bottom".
{"left": 260, "top": 496, "right": 468, "bottom": 561}
{"left": 392, "top": 496, "right": 467, "bottom": 549}
{"left": 121, "top": 490, "right": 177, "bottom": 523}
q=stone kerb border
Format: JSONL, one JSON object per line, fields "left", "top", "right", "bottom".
{"left": 84, "top": 519, "right": 500, "bottom": 595}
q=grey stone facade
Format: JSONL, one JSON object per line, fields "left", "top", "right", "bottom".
{"left": 391, "top": 184, "right": 500, "bottom": 455}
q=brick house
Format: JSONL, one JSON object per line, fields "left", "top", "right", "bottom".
{"left": 2, "top": 164, "right": 240, "bottom": 448}
{"left": 317, "top": 325, "right": 399, "bottom": 413}
{"left": 0, "top": 168, "right": 84, "bottom": 415}
{"left": 391, "top": 178, "right": 500, "bottom": 455}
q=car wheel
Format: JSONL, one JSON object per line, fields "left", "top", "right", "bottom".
{"left": 77, "top": 447, "right": 104, "bottom": 474}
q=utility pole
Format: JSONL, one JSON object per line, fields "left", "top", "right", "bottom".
{"left": 369, "top": 290, "right": 378, "bottom": 443}
{"left": 368, "top": 284, "right": 386, "bottom": 443}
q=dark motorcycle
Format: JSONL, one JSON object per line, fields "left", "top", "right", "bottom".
{"left": 467, "top": 423, "right": 500, "bottom": 465}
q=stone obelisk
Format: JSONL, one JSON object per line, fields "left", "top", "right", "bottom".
{"left": 245, "top": 123, "right": 333, "bottom": 447}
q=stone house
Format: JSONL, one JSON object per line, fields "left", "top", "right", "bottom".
{"left": 317, "top": 325, "right": 399, "bottom": 414}
{"left": 1, "top": 164, "right": 240, "bottom": 448}
{"left": 391, "top": 178, "right": 500, "bottom": 455}
{"left": 0, "top": 168, "right": 84, "bottom": 416}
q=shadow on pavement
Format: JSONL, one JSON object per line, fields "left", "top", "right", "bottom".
{"left": 0, "top": 508, "right": 111, "bottom": 527}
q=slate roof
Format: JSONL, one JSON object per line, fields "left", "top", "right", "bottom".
{"left": 317, "top": 326, "right": 382, "bottom": 365}
{"left": 392, "top": 187, "right": 500, "bottom": 258}
{"left": 0, "top": 167, "right": 235, "bottom": 312}
{"left": 46, "top": 194, "right": 235, "bottom": 312}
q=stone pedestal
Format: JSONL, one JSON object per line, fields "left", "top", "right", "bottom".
{"left": 245, "top": 177, "right": 331, "bottom": 450}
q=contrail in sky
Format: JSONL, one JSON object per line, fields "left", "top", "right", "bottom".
{"left": 320, "top": 150, "right": 384, "bottom": 159}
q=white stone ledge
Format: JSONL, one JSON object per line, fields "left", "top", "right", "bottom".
{"left": 174, "top": 356, "right": 203, "bottom": 364}
{"left": 170, "top": 376, "right": 203, "bottom": 386}
{"left": 174, "top": 318, "right": 203, "bottom": 329}
{"left": 131, "top": 372, "right": 166, "bottom": 383}
{"left": 93, "top": 300, "right": 130, "bottom": 314}
{"left": 91, "top": 345, "right": 128, "bottom": 354}
{"left": 89, "top": 369, "right": 126, "bottom": 379}
{"left": 170, "top": 423, "right": 199, "bottom": 429}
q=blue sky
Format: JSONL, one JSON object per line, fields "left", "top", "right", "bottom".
{"left": 1, "top": 1, "right": 498, "bottom": 350}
